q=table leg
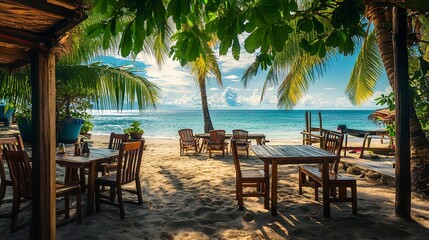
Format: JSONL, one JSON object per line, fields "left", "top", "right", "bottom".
{"left": 271, "top": 160, "right": 278, "bottom": 216}
{"left": 264, "top": 161, "right": 270, "bottom": 210}
{"left": 322, "top": 160, "right": 330, "bottom": 217}
{"left": 86, "top": 161, "right": 96, "bottom": 216}
{"left": 198, "top": 138, "right": 207, "bottom": 153}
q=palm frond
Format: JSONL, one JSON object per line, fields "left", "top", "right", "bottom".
{"left": 56, "top": 64, "right": 161, "bottom": 111}
{"left": 346, "top": 30, "right": 383, "bottom": 105}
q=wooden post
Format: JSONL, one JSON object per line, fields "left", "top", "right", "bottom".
{"left": 31, "top": 48, "right": 57, "bottom": 239}
{"left": 393, "top": 6, "right": 411, "bottom": 219}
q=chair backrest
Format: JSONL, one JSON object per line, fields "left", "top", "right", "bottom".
{"left": 209, "top": 130, "right": 225, "bottom": 144}
{"left": 0, "top": 135, "right": 25, "bottom": 183}
{"left": 321, "top": 131, "right": 344, "bottom": 172}
{"left": 3, "top": 150, "right": 32, "bottom": 198}
{"left": 108, "top": 133, "right": 129, "bottom": 150}
{"left": 116, "top": 140, "right": 145, "bottom": 185}
{"left": 232, "top": 129, "right": 248, "bottom": 141}
{"left": 231, "top": 140, "right": 242, "bottom": 180}
{"left": 178, "top": 129, "right": 194, "bottom": 143}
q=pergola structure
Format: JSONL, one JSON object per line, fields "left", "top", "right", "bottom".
{"left": 0, "top": 1, "right": 86, "bottom": 239}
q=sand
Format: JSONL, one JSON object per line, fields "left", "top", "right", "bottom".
{"left": 0, "top": 134, "right": 429, "bottom": 239}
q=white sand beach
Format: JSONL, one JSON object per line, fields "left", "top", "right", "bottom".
{"left": 0, "top": 134, "right": 429, "bottom": 239}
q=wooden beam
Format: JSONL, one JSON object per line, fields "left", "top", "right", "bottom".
{"left": 47, "top": 0, "right": 77, "bottom": 10}
{"left": 0, "top": 26, "right": 49, "bottom": 49}
{"left": 3, "top": 0, "right": 76, "bottom": 19}
{"left": 393, "top": 6, "right": 411, "bottom": 219}
{"left": 0, "top": 46, "right": 31, "bottom": 61}
{"left": 30, "top": 48, "right": 57, "bottom": 239}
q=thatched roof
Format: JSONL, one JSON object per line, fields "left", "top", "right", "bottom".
{"left": 368, "top": 108, "right": 395, "bottom": 126}
{"left": 0, "top": 0, "right": 86, "bottom": 69}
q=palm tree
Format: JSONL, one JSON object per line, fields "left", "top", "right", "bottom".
{"left": 242, "top": 1, "right": 429, "bottom": 193}
{"left": 0, "top": 18, "right": 162, "bottom": 120}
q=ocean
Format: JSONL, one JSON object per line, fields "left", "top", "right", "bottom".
{"left": 90, "top": 109, "right": 381, "bottom": 140}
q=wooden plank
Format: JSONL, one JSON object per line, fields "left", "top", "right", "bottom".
{"left": 0, "top": 26, "right": 49, "bottom": 49}
{"left": 30, "top": 48, "right": 56, "bottom": 239}
{"left": 4, "top": 0, "right": 76, "bottom": 19}
{"left": 393, "top": 6, "right": 411, "bottom": 219}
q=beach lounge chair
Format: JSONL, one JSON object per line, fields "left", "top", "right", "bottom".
{"left": 95, "top": 140, "right": 145, "bottom": 219}
{"left": 3, "top": 150, "right": 82, "bottom": 233}
{"left": 231, "top": 129, "right": 250, "bottom": 157}
{"left": 207, "top": 130, "right": 228, "bottom": 157}
{"left": 231, "top": 139, "right": 269, "bottom": 210}
{"left": 298, "top": 131, "right": 357, "bottom": 214}
{"left": 178, "top": 129, "right": 198, "bottom": 155}
{"left": 0, "top": 135, "right": 24, "bottom": 207}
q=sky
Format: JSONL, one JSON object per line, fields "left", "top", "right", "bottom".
{"left": 95, "top": 48, "right": 392, "bottom": 110}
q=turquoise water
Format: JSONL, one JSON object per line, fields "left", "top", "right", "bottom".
{"left": 90, "top": 110, "right": 380, "bottom": 139}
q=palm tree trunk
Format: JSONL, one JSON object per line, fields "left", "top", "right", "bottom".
{"left": 199, "top": 80, "right": 214, "bottom": 133}
{"left": 366, "top": 1, "right": 429, "bottom": 194}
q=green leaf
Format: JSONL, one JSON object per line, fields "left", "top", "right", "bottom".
{"left": 318, "top": 42, "right": 326, "bottom": 58}
{"left": 102, "top": 21, "right": 111, "bottom": 49}
{"left": 87, "top": 23, "right": 104, "bottom": 38}
{"left": 312, "top": 17, "right": 324, "bottom": 34}
{"left": 232, "top": 37, "right": 240, "bottom": 60}
{"left": 244, "top": 28, "right": 267, "bottom": 53}
{"left": 325, "top": 31, "right": 339, "bottom": 47}
{"left": 270, "top": 25, "right": 289, "bottom": 52}
{"left": 120, "top": 22, "right": 134, "bottom": 57}
{"left": 289, "top": 0, "right": 298, "bottom": 12}
{"left": 93, "top": 0, "right": 108, "bottom": 14}
{"left": 298, "top": 18, "right": 313, "bottom": 33}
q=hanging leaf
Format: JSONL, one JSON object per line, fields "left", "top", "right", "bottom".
{"left": 232, "top": 37, "right": 240, "bottom": 60}
{"left": 87, "top": 23, "right": 104, "bottom": 38}
{"left": 297, "top": 18, "right": 313, "bottom": 32}
{"left": 244, "top": 28, "right": 267, "bottom": 53}
{"left": 120, "top": 22, "right": 134, "bottom": 57}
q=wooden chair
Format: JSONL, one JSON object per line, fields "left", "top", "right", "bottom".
{"left": 3, "top": 150, "right": 81, "bottom": 233}
{"left": 298, "top": 131, "right": 357, "bottom": 214}
{"left": 231, "top": 139, "right": 269, "bottom": 210}
{"left": 95, "top": 140, "right": 145, "bottom": 219}
{"left": 178, "top": 129, "right": 198, "bottom": 155}
{"left": 0, "top": 135, "right": 24, "bottom": 207}
{"left": 231, "top": 129, "right": 251, "bottom": 157}
{"left": 207, "top": 130, "right": 228, "bottom": 158}
{"left": 99, "top": 132, "right": 129, "bottom": 176}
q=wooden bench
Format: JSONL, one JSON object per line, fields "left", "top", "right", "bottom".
{"left": 298, "top": 166, "right": 357, "bottom": 214}
{"left": 298, "top": 131, "right": 357, "bottom": 214}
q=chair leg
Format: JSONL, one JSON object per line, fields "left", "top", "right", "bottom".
{"left": 76, "top": 187, "right": 82, "bottom": 224}
{"left": 237, "top": 184, "right": 244, "bottom": 210}
{"left": 79, "top": 168, "right": 86, "bottom": 191}
{"left": 117, "top": 186, "right": 125, "bottom": 219}
{"left": 352, "top": 183, "right": 357, "bottom": 214}
{"left": 64, "top": 195, "right": 70, "bottom": 220}
{"left": 298, "top": 168, "right": 303, "bottom": 195}
{"left": 314, "top": 185, "right": 319, "bottom": 201}
{"left": 136, "top": 179, "right": 143, "bottom": 205}
{"left": 11, "top": 193, "right": 20, "bottom": 233}
{"left": 110, "top": 186, "right": 116, "bottom": 202}
{"left": 0, "top": 180, "right": 5, "bottom": 206}
{"left": 95, "top": 180, "right": 101, "bottom": 213}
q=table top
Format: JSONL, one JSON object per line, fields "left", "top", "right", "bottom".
{"left": 28, "top": 148, "right": 118, "bottom": 164}
{"left": 251, "top": 145, "right": 338, "bottom": 163}
{"left": 55, "top": 148, "right": 118, "bottom": 164}
{"left": 195, "top": 133, "right": 265, "bottom": 139}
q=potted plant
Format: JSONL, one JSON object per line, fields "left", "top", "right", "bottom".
{"left": 56, "top": 80, "right": 93, "bottom": 143}
{"left": 124, "top": 121, "right": 144, "bottom": 139}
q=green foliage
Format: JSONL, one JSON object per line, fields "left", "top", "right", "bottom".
{"left": 375, "top": 92, "right": 396, "bottom": 137}
{"left": 124, "top": 121, "right": 144, "bottom": 135}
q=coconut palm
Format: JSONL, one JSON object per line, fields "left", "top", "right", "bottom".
{"left": 0, "top": 17, "right": 162, "bottom": 120}
{"left": 242, "top": 1, "right": 429, "bottom": 193}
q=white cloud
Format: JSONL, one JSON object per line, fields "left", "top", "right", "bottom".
{"left": 209, "top": 88, "right": 219, "bottom": 91}
{"left": 224, "top": 75, "right": 239, "bottom": 80}
{"left": 325, "top": 87, "right": 336, "bottom": 90}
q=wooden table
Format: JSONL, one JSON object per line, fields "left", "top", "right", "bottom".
{"left": 55, "top": 148, "right": 118, "bottom": 216}
{"left": 251, "top": 145, "right": 339, "bottom": 216}
{"left": 195, "top": 133, "right": 267, "bottom": 152}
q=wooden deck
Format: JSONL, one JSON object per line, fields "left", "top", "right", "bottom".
{"left": 341, "top": 155, "right": 395, "bottom": 185}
